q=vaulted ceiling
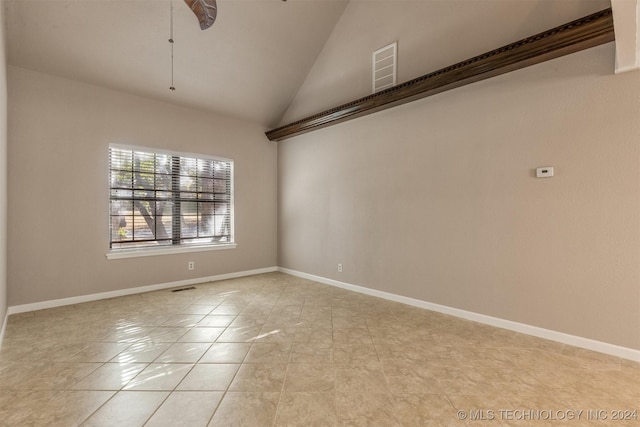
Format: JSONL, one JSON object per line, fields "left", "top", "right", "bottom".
{"left": 4, "top": 0, "right": 349, "bottom": 128}
{"left": 7, "top": 0, "right": 634, "bottom": 132}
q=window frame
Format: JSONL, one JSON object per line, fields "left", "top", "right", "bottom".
{"left": 106, "top": 144, "right": 236, "bottom": 260}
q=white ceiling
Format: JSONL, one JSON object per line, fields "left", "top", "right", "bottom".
{"left": 4, "top": 0, "right": 349, "bottom": 128}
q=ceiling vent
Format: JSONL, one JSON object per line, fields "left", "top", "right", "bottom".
{"left": 372, "top": 42, "right": 397, "bottom": 93}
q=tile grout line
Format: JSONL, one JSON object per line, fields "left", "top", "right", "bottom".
{"left": 172, "top": 298, "right": 242, "bottom": 426}
{"left": 270, "top": 282, "right": 293, "bottom": 427}
{"left": 204, "top": 286, "right": 268, "bottom": 427}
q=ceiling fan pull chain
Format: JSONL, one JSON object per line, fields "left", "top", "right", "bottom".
{"left": 169, "top": 0, "right": 175, "bottom": 91}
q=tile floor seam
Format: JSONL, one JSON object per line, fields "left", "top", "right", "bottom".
{"left": 77, "top": 389, "right": 119, "bottom": 426}
{"left": 203, "top": 391, "right": 225, "bottom": 427}
{"left": 271, "top": 361, "right": 290, "bottom": 427}
{"left": 203, "top": 330, "right": 255, "bottom": 426}
{"left": 139, "top": 390, "right": 173, "bottom": 426}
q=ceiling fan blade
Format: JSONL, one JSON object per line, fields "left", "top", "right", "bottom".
{"left": 184, "top": 0, "right": 217, "bottom": 30}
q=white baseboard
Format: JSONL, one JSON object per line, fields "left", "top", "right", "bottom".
{"left": 278, "top": 267, "right": 640, "bottom": 362}
{"left": 5, "top": 265, "right": 639, "bottom": 363}
{"left": 6, "top": 266, "right": 278, "bottom": 316}
{"left": 0, "top": 312, "right": 7, "bottom": 351}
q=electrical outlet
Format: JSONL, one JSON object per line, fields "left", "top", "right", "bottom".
{"left": 536, "top": 166, "right": 554, "bottom": 178}
{"left": 337, "top": 263, "right": 343, "bottom": 272}
{"left": 188, "top": 261, "right": 195, "bottom": 270}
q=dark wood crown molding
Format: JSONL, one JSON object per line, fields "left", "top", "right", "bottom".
{"left": 266, "top": 8, "right": 614, "bottom": 142}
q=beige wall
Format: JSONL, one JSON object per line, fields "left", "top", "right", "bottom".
{"left": 0, "top": 0, "right": 8, "bottom": 329}
{"left": 278, "top": 1, "right": 640, "bottom": 350}
{"left": 8, "top": 67, "right": 277, "bottom": 306}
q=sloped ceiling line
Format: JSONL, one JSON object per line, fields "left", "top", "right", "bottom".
{"left": 266, "top": 8, "right": 615, "bottom": 142}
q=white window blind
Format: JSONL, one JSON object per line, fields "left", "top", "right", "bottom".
{"left": 109, "top": 145, "right": 233, "bottom": 251}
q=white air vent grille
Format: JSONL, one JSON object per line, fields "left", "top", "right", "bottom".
{"left": 372, "top": 42, "right": 397, "bottom": 93}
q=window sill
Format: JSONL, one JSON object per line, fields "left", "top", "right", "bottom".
{"left": 105, "top": 243, "right": 237, "bottom": 260}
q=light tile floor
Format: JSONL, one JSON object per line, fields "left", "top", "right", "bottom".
{"left": 1, "top": 272, "right": 639, "bottom": 426}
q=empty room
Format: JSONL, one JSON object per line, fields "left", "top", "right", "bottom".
{"left": 1, "top": 0, "right": 639, "bottom": 425}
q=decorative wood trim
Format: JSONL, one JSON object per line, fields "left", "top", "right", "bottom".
{"left": 266, "top": 8, "right": 614, "bottom": 142}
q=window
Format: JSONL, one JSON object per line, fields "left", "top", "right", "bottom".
{"left": 108, "top": 145, "right": 234, "bottom": 255}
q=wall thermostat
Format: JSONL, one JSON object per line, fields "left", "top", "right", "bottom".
{"left": 536, "top": 166, "right": 554, "bottom": 178}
